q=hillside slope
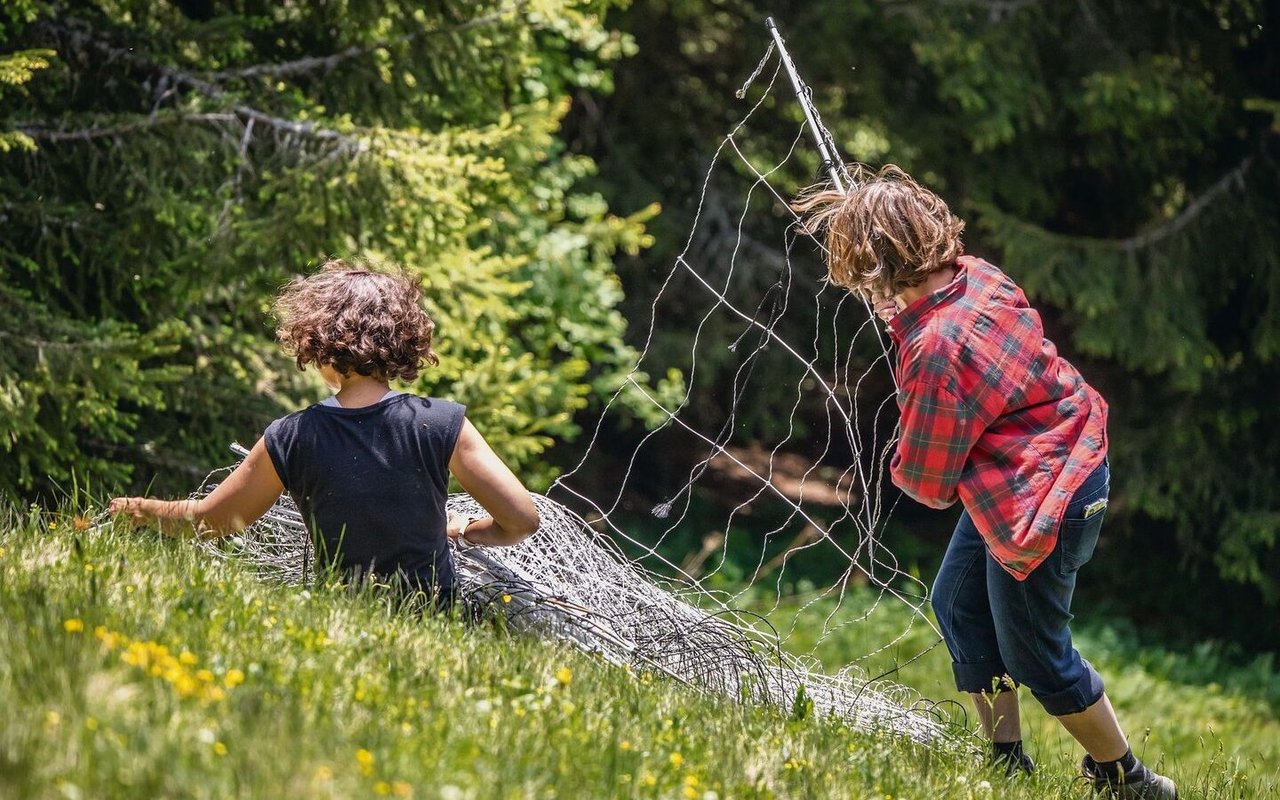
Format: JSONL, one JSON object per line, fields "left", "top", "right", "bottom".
{"left": 0, "top": 507, "right": 1275, "bottom": 799}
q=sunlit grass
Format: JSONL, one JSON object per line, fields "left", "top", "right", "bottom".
{"left": 1, "top": 503, "right": 1275, "bottom": 798}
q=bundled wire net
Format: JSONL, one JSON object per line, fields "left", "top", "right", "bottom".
{"left": 192, "top": 41, "right": 974, "bottom": 750}
{"left": 194, "top": 478, "right": 957, "bottom": 747}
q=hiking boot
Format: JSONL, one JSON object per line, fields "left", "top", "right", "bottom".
{"left": 1082, "top": 755, "right": 1178, "bottom": 799}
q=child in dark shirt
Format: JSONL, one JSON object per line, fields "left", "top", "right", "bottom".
{"left": 110, "top": 260, "right": 539, "bottom": 608}
{"left": 798, "top": 166, "right": 1176, "bottom": 799}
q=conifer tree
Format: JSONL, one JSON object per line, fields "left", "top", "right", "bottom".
{"left": 0, "top": 1, "right": 677, "bottom": 498}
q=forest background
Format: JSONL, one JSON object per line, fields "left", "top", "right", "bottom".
{"left": 1, "top": 0, "right": 1276, "bottom": 654}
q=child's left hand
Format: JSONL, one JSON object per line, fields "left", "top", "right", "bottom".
{"left": 445, "top": 512, "right": 468, "bottom": 541}
{"left": 871, "top": 294, "right": 901, "bottom": 323}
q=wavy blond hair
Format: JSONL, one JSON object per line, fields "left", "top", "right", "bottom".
{"left": 794, "top": 165, "right": 964, "bottom": 299}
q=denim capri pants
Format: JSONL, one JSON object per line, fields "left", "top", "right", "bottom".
{"left": 931, "top": 459, "right": 1110, "bottom": 716}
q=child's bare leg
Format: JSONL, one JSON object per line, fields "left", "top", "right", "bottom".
{"left": 1054, "top": 692, "right": 1128, "bottom": 761}
{"left": 971, "top": 689, "right": 1022, "bottom": 742}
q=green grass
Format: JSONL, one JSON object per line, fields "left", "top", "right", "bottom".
{"left": 1, "top": 505, "right": 1276, "bottom": 799}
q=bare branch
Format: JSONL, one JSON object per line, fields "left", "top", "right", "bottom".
{"left": 1120, "top": 156, "right": 1254, "bottom": 252}
{"left": 880, "top": 0, "right": 1043, "bottom": 21}
{"left": 990, "top": 155, "right": 1257, "bottom": 254}
{"left": 17, "top": 112, "right": 238, "bottom": 142}
{"left": 39, "top": 19, "right": 361, "bottom": 150}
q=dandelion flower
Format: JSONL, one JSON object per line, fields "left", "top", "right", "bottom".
{"left": 63, "top": 619, "right": 85, "bottom": 633}
{"left": 224, "top": 669, "right": 245, "bottom": 688}
{"left": 669, "top": 752, "right": 684, "bottom": 768}
{"left": 556, "top": 666, "right": 572, "bottom": 686}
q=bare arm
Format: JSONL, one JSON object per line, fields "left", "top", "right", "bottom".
{"left": 109, "top": 437, "right": 285, "bottom": 537}
{"left": 446, "top": 418, "right": 539, "bottom": 547}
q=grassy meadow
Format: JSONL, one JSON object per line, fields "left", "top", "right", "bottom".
{"left": 1, "top": 504, "right": 1276, "bottom": 799}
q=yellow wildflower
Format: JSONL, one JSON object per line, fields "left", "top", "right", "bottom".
{"left": 619, "top": 740, "right": 632, "bottom": 752}
{"left": 501, "top": 594, "right": 512, "bottom": 603}
{"left": 224, "top": 669, "right": 245, "bottom": 688}
{"left": 374, "top": 782, "right": 391, "bottom": 796}
{"left": 670, "top": 752, "right": 684, "bottom": 768}
{"left": 63, "top": 619, "right": 84, "bottom": 633}
{"left": 556, "top": 666, "right": 572, "bottom": 686}
{"left": 179, "top": 651, "right": 198, "bottom": 665}
{"left": 213, "top": 741, "right": 228, "bottom": 756}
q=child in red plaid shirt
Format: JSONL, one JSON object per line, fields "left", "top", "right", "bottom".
{"left": 799, "top": 166, "right": 1175, "bottom": 799}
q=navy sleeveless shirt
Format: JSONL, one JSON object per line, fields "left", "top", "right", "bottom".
{"left": 263, "top": 394, "right": 465, "bottom": 595}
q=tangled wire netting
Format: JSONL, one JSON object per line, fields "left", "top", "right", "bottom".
{"left": 192, "top": 463, "right": 967, "bottom": 750}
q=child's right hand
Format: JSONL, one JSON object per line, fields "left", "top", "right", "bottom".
{"left": 108, "top": 496, "right": 153, "bottom": 522}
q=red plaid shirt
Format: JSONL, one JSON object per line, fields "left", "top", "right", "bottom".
{"left": 886, "top": 256, "right": 1108, "bottom": 580}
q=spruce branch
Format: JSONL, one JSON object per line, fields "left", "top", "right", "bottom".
{"left": 202, "top": 1, "right": 532, "bottom": 83}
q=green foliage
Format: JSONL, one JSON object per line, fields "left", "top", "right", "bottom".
{"left": 0, "top": 47, "right": 52, "bottom": 152}
{"left": 0, "top": 285, "right": 187, "bottom": 493}
{"left": 577, "top": 0, "right": 1280, "bottom": 615}
{"left": 0, "top": 0, "right": 679, "bottom": 498}
{"left": 1, "top": 509, "right": 1275, "bottom": 797}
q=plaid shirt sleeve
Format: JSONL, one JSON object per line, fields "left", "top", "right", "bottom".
{"left": 890, "top": 376, "right": 988, "bottom": 510}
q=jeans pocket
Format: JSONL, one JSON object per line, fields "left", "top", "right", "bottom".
{"left": 1059, "top": 510, "right": 1105, "bottom": 573}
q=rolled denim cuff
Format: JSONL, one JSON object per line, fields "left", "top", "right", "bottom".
{"left": 951, "top": 660, "right": 1016, "bottom": 694}
{"left": 1033, "top": 658, "right": 1105, "bottom": 716}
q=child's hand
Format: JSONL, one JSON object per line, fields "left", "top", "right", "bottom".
{"left": 108, "top": 497, "right": 154, "bottom": 527}
{"left": 445, "top": 511, "right": 468, "bottom": 541}
{"left": 109, "top": 497, "right": 149, "bottom": 517}
{"left": 871, "top": 293, "right": 902, "bottom": 324}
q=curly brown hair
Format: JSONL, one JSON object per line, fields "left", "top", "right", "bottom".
{"left": 274, "top": 259, "right": 439, "bottom": 382}
{"left": 793, "top": 164, "right": 965, "bottom": 300}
